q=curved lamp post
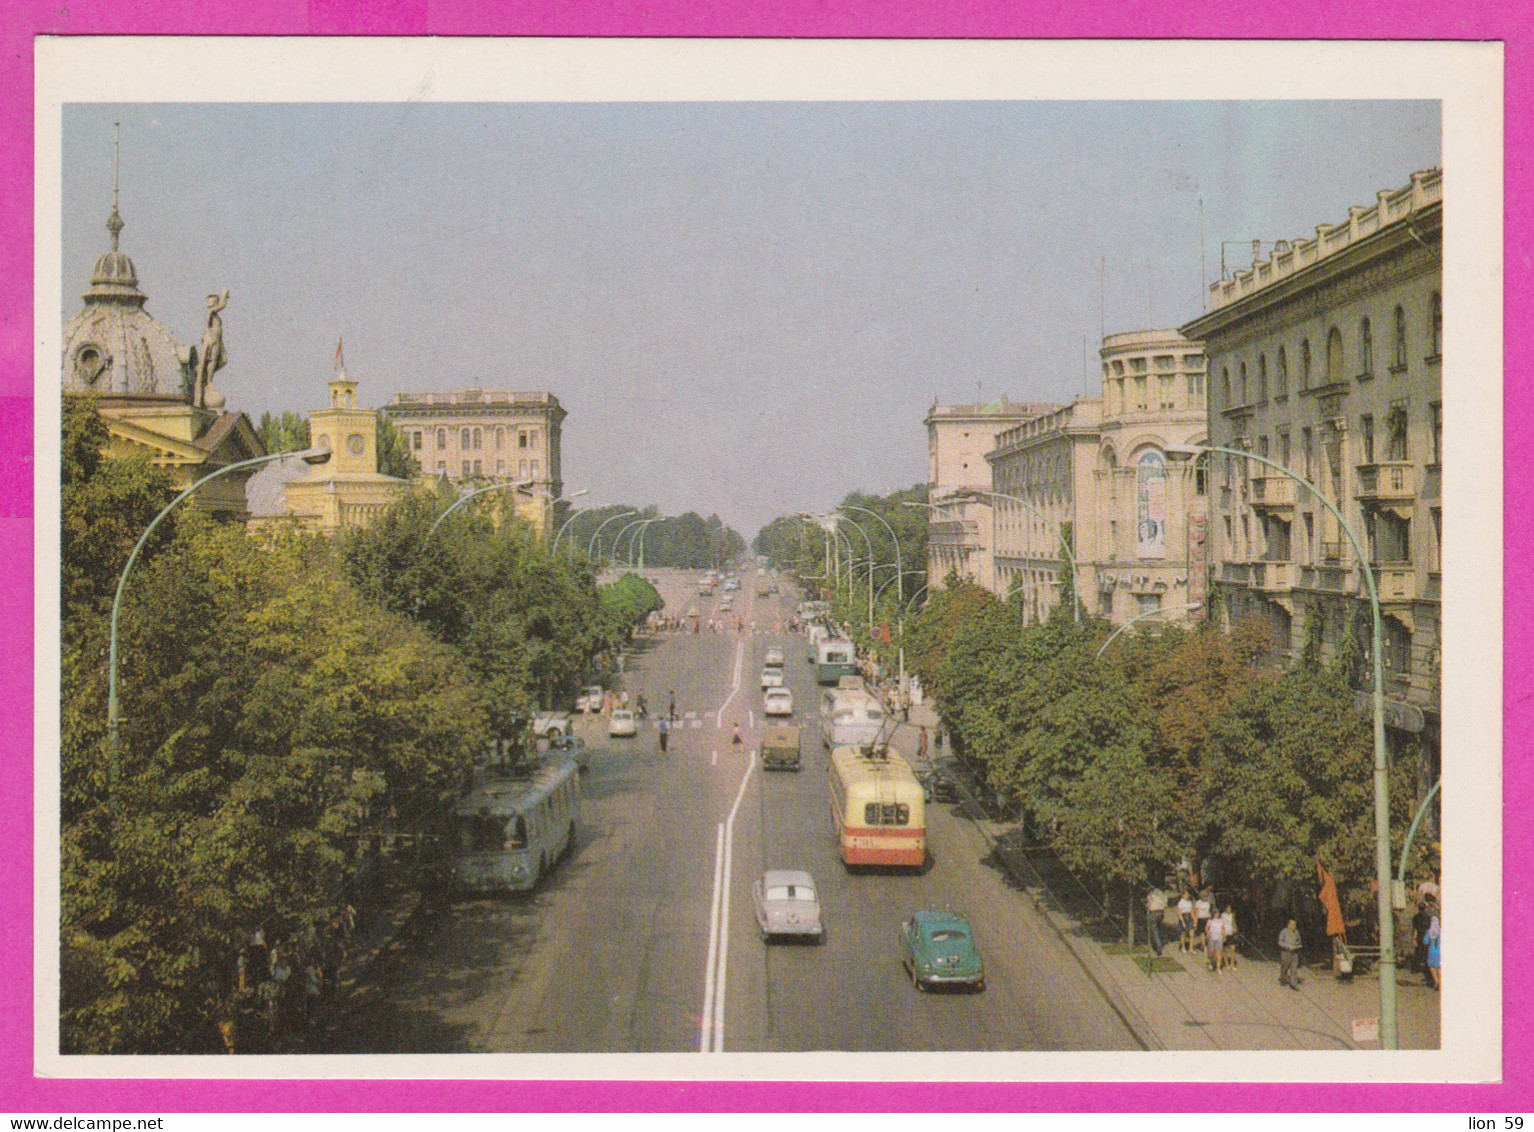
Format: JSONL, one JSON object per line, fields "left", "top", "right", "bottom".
{"left": 551, "top": 500, "right": 595, "bottom": 556}
{"left": 1093, "top": 601, "right": 1204, "bottom": 659}
{"left": 1168, "top": 440, "right": 1397, "bottom": 1049}
{"left": 842, "top": 503, "right": 904, "bottom": 607}
{"left": 107, "top": 446, "right": 332, "bottom": 818}
{"left": 902, "top": 499, "right": 966, "bottom": 590}
{"left": 541, "top": 487, "right": 589, "bottom": 544}
{"left": 427, "top": 478, "right": 534, "bottom": 538}
{"left": 610, "top": 517, "right": 648, "bottom": 566}
{"left": 588, "top": 509, "right": 638, "bottom": 559}
{"left": 835, "top": 512, "right": 879, "bottom": 631}
{"left": 962, "top": 489, "right": 1081, "bottom": 625}
{"left": 631, "top": 516, "right": 664, "bottom": 570}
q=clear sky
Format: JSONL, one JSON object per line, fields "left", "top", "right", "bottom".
{"left": 60, "top": 101, "right": 1441, "bottom": 538}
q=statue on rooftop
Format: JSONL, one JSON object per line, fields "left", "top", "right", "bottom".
{"left": 194, "top": 290, "right": 229, "bottom": 408}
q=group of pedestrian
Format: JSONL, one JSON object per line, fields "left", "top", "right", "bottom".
{"left": 1411, "top": 878, "right": 1442, "bottom": 991}
{"left": 218, "top": 912, "right": 351, "bottom": 1053}
{"left": 1148, "top": 885, "right": 1239, "bottom": 971}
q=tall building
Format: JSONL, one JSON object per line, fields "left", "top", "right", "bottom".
{"left": 923, "top": 399, "right": 1059, "bottom": 590}
{"left": 383, "top": 389, "right": 566, "bottom": 537}
{"left": 985, "top": 331, "right": 1207, "bottom": 625}
{"left": 61, "top": 192, "right": 262, "bottom": 517}
{"left": 1181, "top": 168, "right": 1441, "bottom": 787}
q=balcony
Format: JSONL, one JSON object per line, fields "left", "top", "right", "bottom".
{"left": 1252, "top": 562, "right": 1295, "bottom": 592}
{"left": 1249, "top": 475, "right": 1297, "bottom": 511}
{"left": 1319, "top": 540, "right": 1348, "bottom": 565}
{"left": 1369, "top": 561, "right": 1417, "bottom": 604}
{"left": 1220, "top": 563, "right": 1251, "bottom": 585}
{"left": 1356, "top": 461, "right": 1416, "bottom": 504}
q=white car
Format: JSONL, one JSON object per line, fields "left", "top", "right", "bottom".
{"left": 752, "top": 869, "right": 822, "bottom": 942}
{"left": 763, "top": 687, "right": 794, "bottom": 717}
{"left": 760, "top": 667, "right": 784, "bottom": 690}
{"left": 576, "top": 686, "right": 604, "bottom": 713}
{"left": 531, "top": 711, "right": 573, "bottom": 738}
{"left": 608, "top": 709, "right": 638, "bottom": 737}
{"left": 763, "top": 647, "right": 785, "bottom": 667}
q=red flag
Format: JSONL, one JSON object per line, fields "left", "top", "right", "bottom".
{"left": 1316, "top": 860, "right": 1346, "bottom": 941}
{"left": 334, "top": 338, "right": 344, "bottom": 371}
{"left": 875, "top": 623, "right": 892, "bottom": 645}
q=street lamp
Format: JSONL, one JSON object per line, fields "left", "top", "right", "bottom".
{"left": 541, "top": 488, "right": 589, "bottom": 544}
{"left": 903, "top": 498, "right": 971, "bottom": 591}
{"left": 427, "top": 478, "right": 535, "bottom": 538}
{"left": 1167, "top": 440, "right": 1397, "bottom": 1049}
{"left": 588, "top": 509, "right": 638, "bottom": 559}
{"left": 1093, "top": 601, "right": 1204, "bottom": 659}
{"left": 835, "top": 511, "right": 878, "bottom": 631}
{"left": 610, "top": 517, "right": 648, "bottom": 566}
{"left": 551, "top": 499, "right": 596, "bottom": 557}
{"left": 842, "top": 503, "right": 904, "bottom": 607}
{"left": 106, "top": 446, "right": 332, "bottom": 820}
{"left": 960, "top": 489, "right": 1081, "bottom": 625}
{"left": 632, "top": 516, "right": 664, "bottom": 570}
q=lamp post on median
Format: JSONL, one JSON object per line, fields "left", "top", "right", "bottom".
{"left": 1167, "top": 440, "right": 1397, "bottom": 1049}
{"left": 842, "top": 503, "right": 904, "bottom": 607}
{"left": 961, "top": 489, "right": 1081, "bottom": 625}
{"left": 1093, "top": 601, "right": 1204, "bottom": 660}
{"left": 588, "top": 509, "right": 638, "bottom": 559}
{"left": 427, "top": 478, "right": 535, "bottom": 538}
{"left": 106, "top": 446, "right": 332, "bottom": 823}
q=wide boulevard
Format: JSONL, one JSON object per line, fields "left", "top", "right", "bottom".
{"left": 325, "top": 568, "right": 1140, "bottom": 1054}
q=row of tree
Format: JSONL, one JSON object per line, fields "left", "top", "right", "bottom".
{"left": 560, "top": 504, "right": 746, "bottom": 569}
{"left": 904, "top": 581, "right": 1431, "bottom": 945}
{"left": 61, "top": 399, "right": 659, "bottom": 1053}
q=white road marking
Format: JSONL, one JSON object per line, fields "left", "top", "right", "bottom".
{"left": 698, "top": 822, "right": 725, "bottom": 1053}
{"left": 711, "top": 749, "right": 718, "bottom": 767}
{"left": 691, "top": 719, "right": 702, "bottom": 729}
{"left": 686, "top": 711, "right": 699, "bottom": 720}
{"left": 748, "top": 709, "right": 754, "bottom": 729}
{"left": 711, "top": 750, "right": 755, "bottom": 1052}
{"left": 715, "top": 637, "right": 745, "bottom": 728}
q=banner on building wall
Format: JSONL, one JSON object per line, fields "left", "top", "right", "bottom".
{"left": 1187, "top": 512, "right": 1208, "bottom": 613}
{"left": 1136, "top": 450, "right": 1167, "bottom": 558}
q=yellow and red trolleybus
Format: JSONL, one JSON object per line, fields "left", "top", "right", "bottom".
{"left": 828, "top": 744, "right": 926, "bottom": 868}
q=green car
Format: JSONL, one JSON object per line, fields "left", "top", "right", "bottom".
{"left": 899, "top": 910, "right": 985, "bottom": 992}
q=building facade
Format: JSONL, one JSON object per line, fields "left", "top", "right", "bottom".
{"left": 1181, "top": 168, "right": 1441, "bottom": 786}
{"left": 923, "top": 399, "right": 1059, "bottom": 591}
{"left": 383, "top": 389, "right": 566, "bottom": 537}
{"left": 985, "top": 331, "right": 1207, "bottom": 625}
{"left": 62, "top": 197, "right": 262, "bottom": 517}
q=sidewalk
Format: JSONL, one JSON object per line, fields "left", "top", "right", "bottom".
{"left": 889, "top": 704, "right": 1440, "bottom": 1051}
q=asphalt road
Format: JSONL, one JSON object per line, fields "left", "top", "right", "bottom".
{"left": 326, "top": 568, "right": 1138, "bottom": 1054}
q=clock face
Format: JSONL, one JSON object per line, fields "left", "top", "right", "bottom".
{"left": 347, "top": 433, "right": 366, "bottom": 456}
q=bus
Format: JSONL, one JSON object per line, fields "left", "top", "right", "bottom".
{"left": 818, "top": 683, "right": 885, "bottom": 748}
{"left": 828, "top": 744, "right": 926, "bottom": 868}
{"left": 451, "top": 757, "right": 581, "bottom": 893}
{"left": 815, "top": 637, "right": 858, "bottom": 685}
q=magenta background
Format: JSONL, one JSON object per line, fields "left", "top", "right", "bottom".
{"left": 2, "top": 0, "right": 1527, "bottom": 1113}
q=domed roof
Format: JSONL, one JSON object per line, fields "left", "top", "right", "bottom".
{"left": 61, "top": 204, "right": 193, "bottom": 400}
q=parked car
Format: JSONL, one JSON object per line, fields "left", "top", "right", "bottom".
{"left": 531, "top": 711, "right": 573, "bottom": 738}
{"left": 761, "top": 725, "right": 801, "bottom": 771}
{"left": 899, "top": 911, "right": 985, "bottom": 992}
{"left": 763, "top": 687, "right": 794, "bottom": 717}
{"left": 608, "top": 709, "right": 638, "bottom": 738}
{"left": 547, "top": 733, "right": 589, "bottom": 770}
{"left": 751, "top": 869, "right": 823, "bottom": 942}
{"left": 925, "top": 770, "right": 958, "bottom": 803}
{"left": 763, "top": 647, "right": 785, "bottom": 668}
{"left": 760, "top": 666, "right": 784, "bottom": 690}
{"left": 576, "top": 685, "right": 604, "bottom": 713}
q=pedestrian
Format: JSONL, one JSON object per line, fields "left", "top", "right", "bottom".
{"left": 1278, "top": 918, "right": 1303, "bottom": 989}
{"left": 1177, "top": 890, "right": 1195, "bottom": 952}
{"left": 1424, "top": 897, "right": 1441, "bottom": 991}
{"left": 1193, "top": 890, "right": 1212, "bottom": 952}
{"left": 1146, "top": 884, "right": 1167, "bottom": 956}
{"left": 1221, "top": 906, "right": 1239, "bottom": 970}
{"left": 1205, "top": 909, "right": 1225, "bottom": 971}
{"left": 732, "top": 723, "right": 743, "bottom": 747}
{"left": 918, "top": 726, "right": 929, "bottom": 762}
{"left": 1411, "top": 897, "right": 1432, "bottom": 974}
{"left": 658, "top": 718, "right": 669, "bottom": 753}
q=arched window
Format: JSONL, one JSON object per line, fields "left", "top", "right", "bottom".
{"left": 1276, "top": 347, "right": 1288, "bottom": 398}
{"left": 1430, "top": 292, "right": 1442, "bottom": 356}
{"left": 1257, "top": 354, "right": 1268, "bottom": 402}
{"left": 1360, "top": 318, "right": 1374, "bottom": 376}
{"left": 1300, "top": 339, "right": 1312, "bottom": 390}
{"left": 1325, "top": 327, "right": 1344, "bottom": 385}
{"left": 1393, "top": 305, "right": 1408, "bottom": 368}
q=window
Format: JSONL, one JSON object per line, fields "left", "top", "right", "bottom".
{"left": 461, "top": 428, "right": 471, "bottom": 449}
{"left": 531, "top": 460, "right": 540, "bottom": 479}
{"left": 461, "top": 460, "right": 471, "bottom": 477}
{"left": 519, "top": 431, "right": 528, "bottom": 449}
{"left": 496, "top": 427, "right": 504, "bottom": 450}
{"left": 1135, "top": 376, "right": 1148, "bottom": 410}
{"left": 1430, "top": 292, "right": 1442, "bottom": 357}
{"left": 436, "top": 460, "right": 445, "bottom": 473}
{"left": 1257, "top": 354, "right": 1268, "bottom": 402}
{"left": 519, "top": 459, "right": 529, "bottom": 478}
{"left": 496, "top": 459, "right": 505, "bottom": 474}
{"left": 1300, "top": 339, "right": 1312, "bottom": 390}
{"left": 473, "top": 428, "right": 482, "bottom": 450}
{"left": 1263, "top": 516, "right": 1291, "bottom": 561}
{"left": 1393, "top": 305, "right": 1408, "bottom": 368}
{"left": 412, "top": 431, "right": 422, "bottom": 451}
{"left": 1160, "top": 375, "right": 1175, "bottom": 409}
{"left": 1194, "top": 453, "right": 1208, "bottom": 496}
{"left": 1326, "top": 327, "right": 1344, "bottom": 385}
{"left": 531, "top": 430, "right": 540, "bottom": 448}
{"left": 1384, "top": 618, "right": 1412, "bottom": 676}
{"left": 1136, "top": 593, "right": 1163, "bottom": 615}
{"left": 1279, "top": 431, "right": 1291, "bottom": 467}
{"left": 1276, "top": 347, "right": 1289, "bottom": 398}
{"left": 436, "top": 427, "right": 446, "bottom": 449}
{"left": 1258, "top": 435, "right": 1269, "bottom": 459}
{"left": 1241, "top": 515, "right": 1251, "bottom": 559}
{"left": 1186, "top": 374, "right": 1200, "bottom": 404}
{"left": 1360, "top": 318, "right": 1374, "bottom": 376}
{"left": 1221, "top": 367, "right": 1231, "bottom": 407}
{"left": 1301, "top": 428, "right": 1313, "bottom": 479}
{"left": 1239, "top": 362, "right": 1248, "bottom": 405}
{"left": 1373, "top": 512, "right": 1411, "bottom": 563}
{"left": 473, "top": 459, "right": 482, "bottom": 475}
{"left": 1361, "top": 414, "right": 1375, "bottom": 463}
{"left": 1430, "top": 402, "right": 1442, "bottom": 464}
{"left": 1387, "top": 408, "right": 1409, "bottom": 461}
{"left": 1303, "top": 513, "right": 1315, "bottom": 564}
